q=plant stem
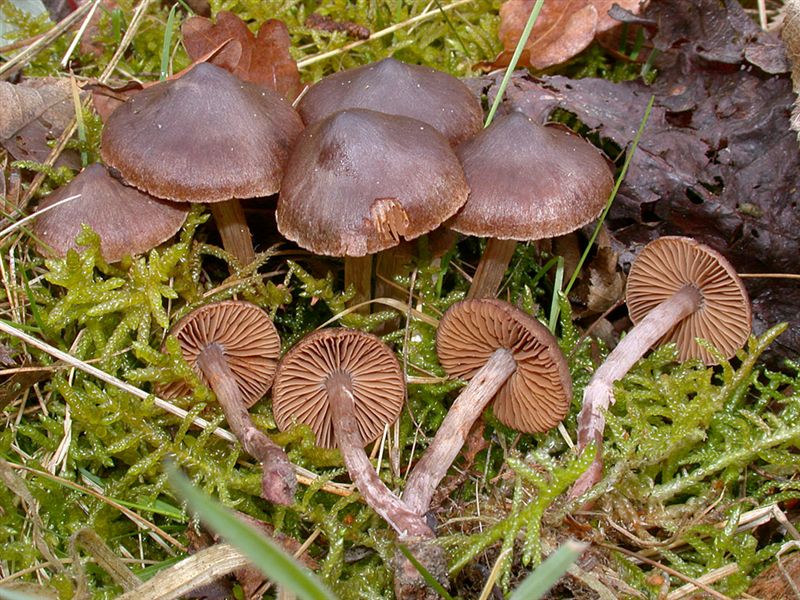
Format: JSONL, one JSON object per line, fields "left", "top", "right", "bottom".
{"left": 466, "top": 238, "right": 518, "bottom": 299}
{"left": 325, "top": 372, "right": 433, "bottom": 538}
{"left": 197, "top": 343, "right": 296, "bottom": 505}
{"left": 403, "top": 348, "right": 517, "bottom": 515}
{"left": 210, "top": 200, "right": 255, "bottom": 266}
{"left": 571, "top": 284, "right": 702, "bottom": 498}
{"left": 344, "top": 256, "right": 373, "bottom": 315}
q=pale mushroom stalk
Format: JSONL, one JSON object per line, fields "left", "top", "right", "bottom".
{"left": 466, "top": 238, "right": 518, "bottom": 299}
{"left": 403, "top": 348, "right": 517, "bottom": 515}
{"left": 325, "top": 372, "right": 434, "bottom": 538}
{"left": 571, "top": 284, "right": 702, "bottom": 498}
{"left": 344, "top": 256, "right": 372, "bottom": 315}
{"left": 210, "top": 200, "right": 255, "bottom": 265}
{"left": 196, "top": 343, "right": 296, "bottom": 505}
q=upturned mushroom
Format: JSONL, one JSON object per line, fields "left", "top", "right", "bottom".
{"left": 272, "top": 328, "right": 448, "bottom": 598}
{"left": 449, "top": 111, "right": 614, "bottom": 299}
{"left": 402, "top": 298, "right": 572, "bottom": 516}
{"left": 101, "top": 62, "right": 303, "bottom": 265}
{"left": 297, "top": 57, "right": 483, "bottom": 146}
{"left": 571, "top": 236, "right": 752, "bottom": 498}
{"left": 159, "top": 300, "right": 296, "bottom": 505}
{"left": 277, "top": 108, "right": 469, "bottom": 310}
{"left": 32, "top": 163, "right": 189, "bottom": 262}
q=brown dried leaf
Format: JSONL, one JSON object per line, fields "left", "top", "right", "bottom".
{"left": 783, "top": 0, "right": 800, "bottom": 135}
{"left": 182, "top": 12, "right": 302, "bottom": 101}
{"left": 0, "top": 78, "right": 81, "bottom": 168}
{"left": 495, "top": 0, "right": 645, "bottom": 69}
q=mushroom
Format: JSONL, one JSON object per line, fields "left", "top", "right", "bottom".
{"left": 571, "top": 236, "right": 752, "bottom": 498}
{"left": 101, "top": 62, "right": 304, "bottom": 265}
{"left": 272, "top": 328, "right": 448, "bottom": 598}
{"left": 32, "top": 163, "right": 189, "bottom": 262}
{"left": 297, "top": 57, "right": 483, "bottom": 146}
{"left": 277, "top": 108, "right": 469, "bottom": 311}
{"left": 402, "top": 298, "right": 572, "bottom": 516}
{"left": 159, "top": 300, "right": 296, "bottom": 505}
{"left": 449, "top": 111, "right": 613, "bottom": 299}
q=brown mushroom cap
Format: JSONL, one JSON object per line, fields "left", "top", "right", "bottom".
{"left": 158, "top": 300, "right": 281, "bottom": 406}
{"left": 436, "top": 299, "right": 572, "bottom": 432}
{"left": 32, "top": 163, "right": 189, "bottom": 262}
{"left": 272, "top": 328, "right": 405, "bottom": 449}
{"left": 449, "top": 111, "right": 614, "bottom": 240}
{"left": 100, "top": 62, "right": 304, "bottom": 203}
{"left": 297, "top": 57, "right": 483, "bottom": 146}
{"left": 277, "top": 108, "right": 469, "bottom": 257}
{"left": 626, "top": 236, "right": 751, "bottom": 365}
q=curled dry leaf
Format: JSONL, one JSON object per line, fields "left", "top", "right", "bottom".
{"left": 0, "top": 78, "right": 81, "bottom": 167}
{"left": 494, "top": 0, "right": 645, "bottom": 70}
{"left": 782, "top": 0, "right": 800, "bottom": 135}
{"left": 182, "top": 11, "right": 302, "bottom": 101}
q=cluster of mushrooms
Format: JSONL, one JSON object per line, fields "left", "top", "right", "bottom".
{"left": 30, "top": 56, "right": 754, "bottom": 597}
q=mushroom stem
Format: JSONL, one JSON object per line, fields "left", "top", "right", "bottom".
{"left": 196, "top": 343, "right": 296, "bottom": 505}
{"left": 325, "top": 372, "right": 434, "bottom": 539}
{"left": 467, "top": 238, "right": 518, "bottom": 299}
{"left": 344, "top": 256, "right": 373, "bottom": 315}
{"left": 571, "top": 284, "right": 703, "bottom": 499}
{"left": 403, "top": 348, "right": 517, "bottom": 516}
{"left": 210, "top": 200, "right": 256, "bottom": 266}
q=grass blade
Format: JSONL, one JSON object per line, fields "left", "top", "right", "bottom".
{"left": 508, "top": 540, "right": 587, "bottom": 600}
{"left": 165, "top": 461, "right": 335, "bottom": 600}
{"left": 160, "top": 3, "right": 179, "bottom": 80}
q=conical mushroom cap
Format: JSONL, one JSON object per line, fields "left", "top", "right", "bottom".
{"left": 32, "top": 163, "right": 189, "bottom": 262}
{"left": 100, "top": 62, "right": 304, "bottom": 203}
{"left": 277, "top": 108, "right": 469, "bottom": 256}
{"left": 436, "top": 299, "right": 572, "bottom": 433}
{"left": 158, "top": 300, "right": 282, "bottom": 407}
{"left": 627, "top": 236, "right": 751, "bottom": 365}
{"left": 449, "top": 111, "right": 613, "bottom": 240}
{"left": 272, "top": 328, "right": 405, "bottom": 449}
{"left": 297, "top": 57, "right": 483, "bottom": 146}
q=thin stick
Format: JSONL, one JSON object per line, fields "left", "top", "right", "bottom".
{"left": 0, "top": 194, "right": 80, "bottom": 243}
{"left": 0, "top": 1, "right": 96, "bottom": 79}
{"left": 403, "top": 348, "right": 517, "bottom": 516}
{"left": 296, "top": 0, "right": 475, "bottom": 68}
{"left": 61, "top": 0, "right": 103, "bottom": 68}
{"left": 738, "top": 273, "right": 800, "bottom": 280}
{"left": 598, "top": 542, "right": 734, "bottom": 600}
{"left": 0, "top": 319, "right": 352, "bottom": 495}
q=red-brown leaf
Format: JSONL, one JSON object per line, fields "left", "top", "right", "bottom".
{"left": 182, "top": 12, "right": 302, "bottom": 101}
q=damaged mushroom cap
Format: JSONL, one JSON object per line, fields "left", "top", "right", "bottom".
{"left": 297, "top": 57, "right": 483, "bottom": 146}
{"left": 449, "top": 111, "right": 614, "bottom": 240}
{"left": 436, "top": 299, "right": 572, "bottom": 432}
{"left": 158, "top": 300, "right": 281, "bottom": 407}
{"left": 100, "top": 62, "right": 304, "bottom": 203}
{"left": 626, "top": 236, "right": 751, "bottom": 365}
{"left": 272, "top": 328, "right": 405, "bottom": 449}
{"left": 32, "top": 163, "right": 189, "bottom": 262}
{"left": 277, "top": 108, "right": 469, "bottom": 257}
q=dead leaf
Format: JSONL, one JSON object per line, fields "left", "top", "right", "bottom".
{"left": 0, "top": 78, "right": 80, "bottom": 168}
{"left": 782, "top": 0, "right": 800, "bottom": 135}
{"left": 182, "top": 12, "right": 302, "bottom": 101}
{"left": 89, "top": 81, "right": 144, "bottom": 121}
{"left": 305, "top": 13, "right": 370, "bottom": 40}
{"left": 495, "top": 0, "right": 645, "bottom": 69}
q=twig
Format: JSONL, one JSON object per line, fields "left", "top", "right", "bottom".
{"left": 597, "top": 542, "right": 734, "bottom": 600}
{"left": 296, "top": 0, "right": 475, "bottom": 68}
{"left": 0, "top": 1, "right": 96, "bottom": 79}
